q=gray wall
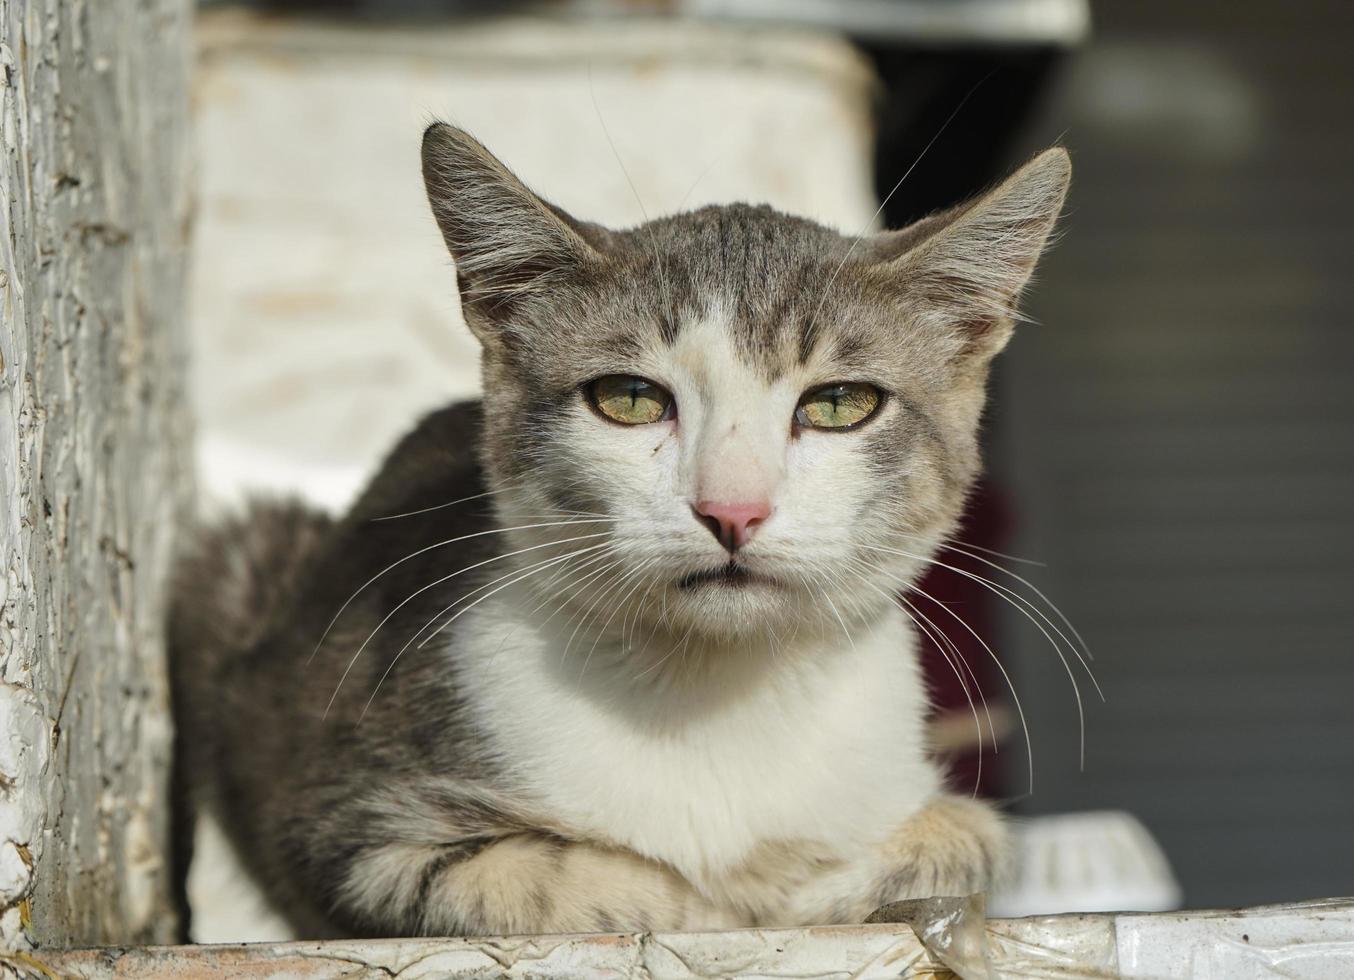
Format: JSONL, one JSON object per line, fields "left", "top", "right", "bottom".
{"left": 996, "top": 0, "right": 1354, "bottom": 906}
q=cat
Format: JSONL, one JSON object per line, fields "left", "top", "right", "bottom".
{"left": 169, "top": 122, "right": 1069, "bottom": 938}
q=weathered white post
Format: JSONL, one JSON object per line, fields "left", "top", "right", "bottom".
{"left": 0, "top": 0, "right": 191, "bottom": 949}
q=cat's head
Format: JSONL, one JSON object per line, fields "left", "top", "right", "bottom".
{"left": 422, "top": 123, "right": 1068, "bottom": 654}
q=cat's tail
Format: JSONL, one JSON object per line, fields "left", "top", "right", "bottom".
{"left": 166, "top": 496, "right": 333, "bottom": 938}
{"left": 168, "top": 497, "right": 333, "bottom": 690}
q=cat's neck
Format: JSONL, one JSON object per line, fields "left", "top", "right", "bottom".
{"left": 469, "top": 582, "right": 904, "bottom": 730}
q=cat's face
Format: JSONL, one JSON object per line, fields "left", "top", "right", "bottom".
{"left": 422, "top": 124, "right": 1069, "bottom": 651}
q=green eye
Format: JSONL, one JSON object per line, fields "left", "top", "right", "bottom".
{"left": 587, "top": 375, "right": 674, "bottom": 425}
{"left": 795, "top": 382, "right": 882, "bottom": 430}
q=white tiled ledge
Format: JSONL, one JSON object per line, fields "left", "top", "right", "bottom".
{"left": 15, "top": 898, "right": 1354, "bottom": 979}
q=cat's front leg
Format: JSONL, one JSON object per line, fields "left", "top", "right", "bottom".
{"left": 869, "top": 795, "right": 1011, "bottom": 908}
{"left": 339, "top": 832, "right": 748, "bottom": 936}
{"left": 786, "top": 795, "right": 1012, "bottom": 924}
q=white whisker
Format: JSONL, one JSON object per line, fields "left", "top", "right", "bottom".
{"left": 321, "top": 535, "right": 610, "bottom": 719}
{"left": 840, "top": 559, "right": 993, "bottom": 795}
{"left": 802, "top": 72, "right": 994, "bottom": 352}
{"left": 866, "top": 541, "right": 1082, "bottom": 773}
{"left": 357, "top": 546, "right": 610, "bottom": 723}
{"left": 369, "top": 482, "right": 521, "bottom": 522}
{"left": 931, "top": 537, "right": 1092, "bottom": 662}
{"left": 820, "top": 588, "right": 855, "bottom": 653}
{"left": 589, "top": 69, "right": 677, "bottom": 335}
{"left": 581, "top": 558, "right": 657, "bottom": 676}
{"left": 308, "top": 518, "right": 616, "bottom": 664}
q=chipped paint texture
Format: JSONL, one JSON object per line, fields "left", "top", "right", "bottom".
{"left": 0, "top": 0, "right": 190, "bottom": 949}
{"left": 11, "top": 901, "right": 1354, "bottom": 979}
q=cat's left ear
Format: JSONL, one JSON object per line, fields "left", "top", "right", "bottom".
{"left": 877, "top": 147, "right": 1070, "bottom": 359}
{"left": 421, "top": 123, "right": 607, "bottom": 333}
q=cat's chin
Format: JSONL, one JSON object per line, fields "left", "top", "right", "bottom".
{"left": 675, "top": 559, "right": 777, "bottom": 591}
{"left": 650, "top": 571, "right": 874, "bottom": 646}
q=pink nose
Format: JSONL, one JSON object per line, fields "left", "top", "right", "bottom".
{"left": 693, "top": 499, "right": 772, "bottom": 552}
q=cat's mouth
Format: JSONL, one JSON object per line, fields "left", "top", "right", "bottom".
{"left": 677, "top": 561, "right": 774, "bottom": 590}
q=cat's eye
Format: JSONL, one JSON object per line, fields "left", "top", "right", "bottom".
{"left": 795, "top": 382, "right": 882, "bottom": 431}
{"left": 587, "top": 375, "right": 674, "bottom": 425}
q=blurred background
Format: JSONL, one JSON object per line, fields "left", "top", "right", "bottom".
{"left": 991, "top": 1, "right": 1354, "bottom": 911}
{"left": 185, "top": 0, "right": 1354, "bottom": 932}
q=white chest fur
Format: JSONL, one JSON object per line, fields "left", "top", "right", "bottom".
{"left": 454, "top": 601, "right": 941, "bottom": 882}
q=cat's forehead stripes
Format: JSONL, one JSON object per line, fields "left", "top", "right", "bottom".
{"left": 620, "top": 203, "right": 851, "bottom": 379}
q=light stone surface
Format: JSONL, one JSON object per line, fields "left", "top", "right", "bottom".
{"left": 14, "top": 900, "right": 1354, "bottom": 979}
{"left": 0, "top": 0, "right": 191, "bottom": 949}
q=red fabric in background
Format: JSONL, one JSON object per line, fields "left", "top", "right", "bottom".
{"left": 909, "top": 477, "right": 1013, "bottom": 799}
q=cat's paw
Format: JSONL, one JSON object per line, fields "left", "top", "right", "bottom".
{"left": 873, "top": 795, "right": 1011, "bottom": 904}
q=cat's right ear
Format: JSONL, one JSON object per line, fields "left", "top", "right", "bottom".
{"left": 421, "top": 123, "right": 604, "bottom": 332}
{"left": 871, "top": 148, "right": 1070, "bottom": 362}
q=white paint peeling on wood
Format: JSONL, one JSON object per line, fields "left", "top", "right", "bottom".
{"left": 0, "top": 0, "right": 191, "bottom": 950}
